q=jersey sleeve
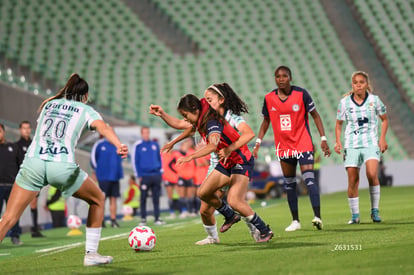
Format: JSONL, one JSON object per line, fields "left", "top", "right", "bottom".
{"left": 376, "top": 96, "right": 387, "bottom": 115}
{"left": 227, "top": 112, "right": 246, "bottom": 129}
{"left": 336, "top": 99, "right": 346, "bottom": 121}
{"left": 302, "top": 89, "right": 316, "bottom": 113}
{"left": 261, "top": 97, "right": 269, "bottom": 118}
{"left": 85, "top": 106, "right": 103, "bottom": 129}
{"left": 206, "top": 119, "right": 223, "bottom": 139}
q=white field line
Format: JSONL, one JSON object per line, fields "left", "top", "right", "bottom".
{"left": 35, "top": 220, "right": 201, "bottom": 257}
{"left": 0, "top": 253, "right": 11, "bottom": 256}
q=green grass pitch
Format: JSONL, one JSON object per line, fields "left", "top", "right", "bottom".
{"left": 1, "top": 186, "right": 413, "bottom": 274}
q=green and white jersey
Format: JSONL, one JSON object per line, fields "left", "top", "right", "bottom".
{"left": 208, "top": 110, "right": 246, "bottom": 173}
{"left": 336, "top": 92, "right": 386, "bottom": 149}
{"left": 27, "top": 99, "right": 102, "bottom": 162}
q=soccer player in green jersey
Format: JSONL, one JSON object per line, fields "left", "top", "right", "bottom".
{"left": 334, "top": 71, "right": 388, "bottom": 224}
{"left": 0, "top": 74, "right": 128, "bottom": 266}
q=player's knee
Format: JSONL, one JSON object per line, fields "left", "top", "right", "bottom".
{"left": 303, "top": 170, "right": 315, "bottom": 186}
{"left": 284, "top": 176, "right": 296, "bottom": 190}
{"left": 1, "top": 214, "right": 18, "bottom": 228}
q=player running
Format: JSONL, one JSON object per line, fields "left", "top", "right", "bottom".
{"left": 0, "top": 73, "right": 128, "bottom": 266}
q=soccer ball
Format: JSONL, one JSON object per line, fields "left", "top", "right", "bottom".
{"left": 128, "top": 225, "right": 156, "bottom": 252}
{"left": 122, "top": 205, "right": 133, "bottom": 216}
{"left": 67, "top": 214, "right": 82, "bottom": 229}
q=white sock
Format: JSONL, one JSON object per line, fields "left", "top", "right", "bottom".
{"left": 242, "top": 216, "right": 256, "bottom": 232}
{"left": 85, "top": 227, "right": 102, "bottom": 254}
{"left": 203, "top": 224, "right": 218, "bottom": 239}
{"left": 369, "top": 185, "right": 380, "bottom": 209}
{"left": 348, "top": 197, "right": 359, "bottom": 215}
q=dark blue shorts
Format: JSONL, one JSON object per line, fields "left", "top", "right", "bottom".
{"left": 177, "top": 178, "right": 194, "bottom": 187}
{"left": 215, "top": 157, "right": 254, "bottom": 180}
{"left": 98, "top": 180, "right": 120, "bottom": 197}
{"left": 280, "top": 151, "right": 314, "bottom": 166}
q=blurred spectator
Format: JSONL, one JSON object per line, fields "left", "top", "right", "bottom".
{"left": 91, "top": 136, "right": 124, "bottom": 228}
{"left": 15, "top": 121, "right": 45, "bottom": 237}
{"left": 0, "top": 123, "right": 23, "bottom": 245}
{"left": 173, "top": 138, "right": 196, "bottom": 218}
{"left": 45, "top": 186, "right": 66, "bottom": 228}
{"left": 123, "top": 175, "right": 140, "bottom": 216}
{"left": 193, "top": 142, "right": 210, "bottom": 215}
{"left": 132, "top": 127, "right": 165, "bottom": 226}
{"left": 313, "top": 144, "right": 321, "bottom": 190}
{"left": 378, "top": 156, "right": 393, "bottom": 187}
{"left": 161, "top": 149, "right": 179, "bottom": 219}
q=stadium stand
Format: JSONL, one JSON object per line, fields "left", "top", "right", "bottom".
{"left": 350, "top": 0, "right": 414, "bottom": 103}
{"left": 0, "top": 0, "right": 410, "bottom": 163}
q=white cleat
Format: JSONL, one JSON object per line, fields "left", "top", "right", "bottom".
{"left": 312, "top": 217, "right": 323, "bottom": 230}
{"left": 285, "top": 220, "right": 301, "bottom": 232}
{"left": 195, "top": 236, "right": 220, "bottom": 245}
{"left": 84, "top": 252, "right": 113, "bottom": 266}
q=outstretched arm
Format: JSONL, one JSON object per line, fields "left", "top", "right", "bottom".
{"left": 91, "top": 120, "right": 128, "bottom": 158}
{"left": 176, "top": 133, "right": 220, "bottom": 165}
{"left": 149, "top": 104, "right": 192, "bottom": 129}
{"left": 161, "top": 127, "right": 196, "bottom": 153}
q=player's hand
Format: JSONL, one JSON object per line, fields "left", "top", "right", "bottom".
{"left": 161, "top": 142, "right": 173, "bottom": 153}
{"left": 252, "top": 144, "right": 260, "bottom": 159}
{"left": 149, "top": 105, "right": 164, "bottom": 117}
{"left": 334, "top": 142, "right": 342, "bottom": 154}
{"left": 379, "top": 139, "right": 388, "bottom": 153}
{"left": 176, "top": 156, "right": 192, "bottom": 166}
{"left": 117, "top": 144, "right": 128, "bottom": 158}
{"left": 218, "top": 148, "right": 231, "bottom": 165}
{"left": 321, "top": 141, "right": 331, "bottom": 157}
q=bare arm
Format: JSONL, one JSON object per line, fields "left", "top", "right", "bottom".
{"left": 218, "top": 122, "right": 255, "bottom": 160}
{"left": 252, "top": 117, "right": 270, "bottom": 159}
{"left": 378, "top": 113, "right": 388, "bottom": 153}
{"left": 334, "top": 120, "right": 343, "bottom": 154}
{"left": 149, "top": 104, "right": 192, "bottom": 129}
{"left": 310, "top": 109, "right": 331, "bottom": 157}
{"left": 176, "top": 133, "right": 220, "bottom": 165}
{"left": 90, "top": 120, "right": 128, "bottom": 158}
{"left": 161, "top": 127, "right": 196, "bottom": 153}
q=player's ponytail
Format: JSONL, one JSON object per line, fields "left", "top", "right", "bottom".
{"left": 38, "top": 73, "right": 89, "bottom": 113}
{"left": 207, "top": 83, "right": 248, "bottom": 116}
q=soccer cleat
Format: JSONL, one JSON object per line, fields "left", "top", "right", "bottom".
{"left": 154, "top": 219, "right": 166, "bottom": 225}
{"left": 219, "top": 213, "right": 241, "bottom": 233}
{"left": 312, "top": 217, "right": 323, "bottom": 230}
{"left": 250, "top": 228, "right": 261, "bottom": 242}
{"left": 371, "top": 208, "right": 382, "bottom": 223}
{"left": 84, "top": 252, "right": 113, "bottom": 266}
{"left": 256, "top": 226, "right": 274, "bottom": 243}
{"left": 195, "top": 236, "right": 220, "bottom": 245}
{"left": 285, "top": 220, "right": 301, "bottom": 232}
{"left": 11, "top": 237, "right": 22, "bottom": 245}
{"left": 139, "top": 219, "right": 147, "bottom": 226}
{"left": 348, "top": 214, "right": 360, "bottom": 224}
{"left": 111, "top": 220, "right": 120, "bottom": 228}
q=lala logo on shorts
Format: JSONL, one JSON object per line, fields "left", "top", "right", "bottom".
{"left": 39, "top": 141, "right": 69, "bottom": 155}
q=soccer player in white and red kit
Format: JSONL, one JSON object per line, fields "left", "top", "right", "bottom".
{"left": 254, "top": 66, "right": 331, "bottom": 231}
